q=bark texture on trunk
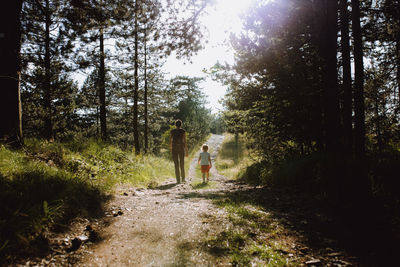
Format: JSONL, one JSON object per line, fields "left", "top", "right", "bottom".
{"left": 352, "top": 0, "right": 366, "bottom": 158}
{"left": 44, "top": 0, "right": 53, "bottom": 139}
{"left": 144, "top": 31, "right": 148, "bottom": 154}
{"left": 323, "top": 0, "right": 341, "bottom": 153}
{"left": 340, "top": 0, "right": 353, "bottom": 153}
{"left": 0, "top": 0, "right": 23, "bottom": 145}
{"left": 99, "top": 27, "right": 107, "bottom": 140}
{"left": 133, "top": 0, "right": 140, "bottom": 154}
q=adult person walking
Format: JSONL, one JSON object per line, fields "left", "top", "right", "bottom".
{"left": 170, "top": 119, "right": 189, "bottom": 183}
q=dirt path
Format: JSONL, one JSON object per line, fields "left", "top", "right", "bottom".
{"left": 14, "top": 134, "right": 368, "bottom": 266}
{"left": 78, "top": 134, "right": 235, "bottom": 266}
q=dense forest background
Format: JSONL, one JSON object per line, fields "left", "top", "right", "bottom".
{"left": 2, "top": 0, "right": 220, "bottom": 154}
{"left": 1, "top": 0, "right": 400, "bottom": 264}
{"left": 212, "top": 0, "right": 400, "bottom": 205}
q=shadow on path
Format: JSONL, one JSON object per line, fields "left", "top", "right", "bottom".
{"left": 177, "top": 180, "right": 398, "bottom": 266}
{"left": 153, "top": 182, "right": 179, "bottom": 190}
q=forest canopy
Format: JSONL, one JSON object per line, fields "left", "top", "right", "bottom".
{"left": 0, "top": 0, "right": 400, "bottom": 264}
{"left": 0, "top": 0, "right": 218, "bottom": 155}
{"left": 209, "top": 0, "right": 400, "bottom": 203}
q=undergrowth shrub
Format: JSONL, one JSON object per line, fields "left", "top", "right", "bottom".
{"left": 216, "top": 134, "right": 251, "bottom": 179}
{"left": 0, "top": 145, "right": 105, "bottom": 260}
{"left": 0, "top": 137, "right": 176, "bottom": 261}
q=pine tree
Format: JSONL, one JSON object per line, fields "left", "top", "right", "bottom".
{"left": 21, "top": 0, "right": 77, "bottom": 139}
{"left": 340, "top": 0, "right": 353, "bottom": 153}
{"left": 0, "top": 0, "right": 23, "bottom": 145}
{"left": 352, "top": 0, "right": 366, "bottom": 158}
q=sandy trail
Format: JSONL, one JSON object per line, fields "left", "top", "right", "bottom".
{"left": 80, "top": 134, "right": 232, "bottom": 266}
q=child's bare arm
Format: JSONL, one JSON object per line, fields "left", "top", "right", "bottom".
{"left": 209, "top": 155, "right": 212, "bottom": 167}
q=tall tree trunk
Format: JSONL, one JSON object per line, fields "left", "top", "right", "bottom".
{"left": 99, "top": 27, "right": 107, "bottom": 140}
{"left": 44, "top": 0, "right": 53, "bottom": 139}
{"left": 374, "top": 90, "right": 383, "bottom": 153}
{"left": 144, "top": 30, "right": 148, "bottom": 154}
{"left": 352, "top": 0, "right": 366, "bottom": 158}
{"left": 323, "top": 0, "right": 341, "bottom": 153}
{"left": 340, "top": 0, "right": 353, "bottom": 153}
{"left": 0, "top": 0, "right": 23, "bottom": 145}
{"left": 396, "top": 41, "right": 400, "bottom": 105}
{"left": 133, "top": 0, "right": 140, "bottom": 154}
{"left": 351, "top": 0, "right": 370, "bottom": 200}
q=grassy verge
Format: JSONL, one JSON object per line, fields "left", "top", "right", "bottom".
{"left": 0, "top": 138, "right": 174, "bottom": 261}
{"left": 210, "top": 133, "right": 294, "bottom": 265}
{"left": 215, "top": 133, "right": 253, "bottom": 179}
{"left": 202, "top": 194, "right": 294, "bottom": 266}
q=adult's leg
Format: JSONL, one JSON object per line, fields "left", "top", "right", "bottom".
{"left": 172, "top": 148, "right": 180, "bottom": 183}
{"left": 178, "top": 148, "right": 185, "bottom": 181}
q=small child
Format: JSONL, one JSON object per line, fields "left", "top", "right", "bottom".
{"left": 198, "top": 144, "right": 212, "bottom": 183}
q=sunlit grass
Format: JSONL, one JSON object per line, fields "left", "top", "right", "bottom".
{"left": 216, "top": 133, "right": 253, "bottom": 179}
{"left": 206, "top": 195, "right": 293, "bottom": 266}
{"left": 0, "top": 138, "right": 176, "bottom": 260}
{"left": 0, "top": 144, "right": 105, "bottom": 259}
{"left": 210, "top": 138, "right": 293, "bottom": 266}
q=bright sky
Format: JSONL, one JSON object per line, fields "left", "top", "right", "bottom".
{"left": 164, "top": 0, "right": 254, "bottom": 114}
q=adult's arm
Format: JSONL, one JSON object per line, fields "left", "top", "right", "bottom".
{"left": 169, "top": 132, "right": 172, "bottom": 151}
{"left": 183, "top": 132, "right": 188, "bottom": 157}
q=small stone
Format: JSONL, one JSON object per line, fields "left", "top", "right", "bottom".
{"left": 306, "top": 259, "right": 322, "bottom": 265}
{"left": 63, "top": 238, "right": 70, "bottom": 246}
{"left": 117, "top": 210, "right": 123, "bottom": 216}
{"left": 155, "top": 201, "right": 159, "bottom": 204}
{"left": 327, "top": 252, "right": 342, "bottom": 257}
{"left": 123, "top": 192, "right": 128, "bottom": 196}
{"left": 334, "top": 259, "right": 352, "bottom": 266}
{"left": 77, "top": 235, "right": 89, "bottom": 242}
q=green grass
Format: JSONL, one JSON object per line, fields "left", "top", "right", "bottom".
{"left": 206, "top": 196, "right": 293, "bottom": 266}
{"left": 216, "top": 133, "right": 253, "bottom": 179}
{"left": 211, "top": 134, "right": 293, "bottom": 266}
{"left": 0, "top": 138, "right": 175, "bottom": 261}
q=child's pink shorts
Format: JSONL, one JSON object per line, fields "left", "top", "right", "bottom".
{"left": 201, "top": 165, "right": 210, "bottom": 173}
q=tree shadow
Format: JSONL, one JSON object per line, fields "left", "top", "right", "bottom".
{"left": 153, "top": 182, "right": 179, "bottom": 190}
{"left": 191, "top": 182, "right": 211, "bottom": 190}
{"left": 0, "top": 171, "right": 108, "bottom": 263}
{"left": 177, "top": 184, "right": 399, "bottom": 266}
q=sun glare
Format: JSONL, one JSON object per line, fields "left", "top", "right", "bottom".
{"left": 165, "top": 0, "right": 263, "bottom": 113}
{"left": 206, "top": 0, "right": 255, "bottom": 36}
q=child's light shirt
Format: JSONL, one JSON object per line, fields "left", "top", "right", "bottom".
{"left": 199, "top": 151, "right": 210, "bottom": 165}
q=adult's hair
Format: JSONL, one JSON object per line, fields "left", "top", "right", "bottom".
{"left": 175, "top": 119, "right": 182, "bottom": 127}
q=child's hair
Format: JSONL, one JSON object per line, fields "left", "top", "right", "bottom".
{"left": 175, "top": 119, "right": 182, "bottom": 127}
{"left": 202, "top": 144, "right": 208, "bottom": 151}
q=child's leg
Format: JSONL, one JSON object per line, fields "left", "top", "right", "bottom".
{"left": 206, "top": 171, "right": 209, "bottom": 181}
{"left": 202, "top": 172, "right": 205, "bottom": 183}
